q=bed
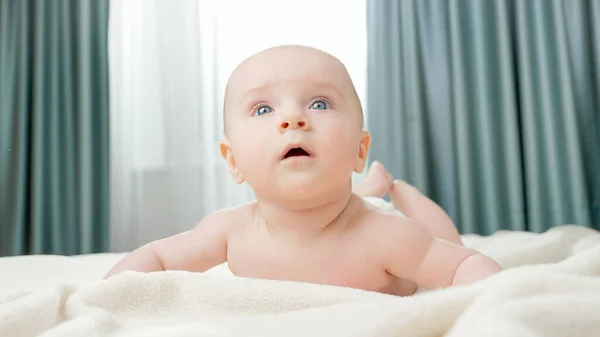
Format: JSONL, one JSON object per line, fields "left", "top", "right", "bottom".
{"left": 1, "top": 225, "right": 600, "bottom": 337}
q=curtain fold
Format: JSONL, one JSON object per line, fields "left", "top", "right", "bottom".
{"left": 0, "top": 0, "right": 110, "bottom": 256}
{"left": 367, "top": 0, "right": 600, "bottom": 235}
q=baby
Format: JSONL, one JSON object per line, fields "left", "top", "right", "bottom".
{"left": 105, "top": 45, "right": 502, "bottom": 295}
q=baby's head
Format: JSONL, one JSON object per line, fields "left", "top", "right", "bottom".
{"left": 220, "top": 45, "right": 370, "bottom": 202}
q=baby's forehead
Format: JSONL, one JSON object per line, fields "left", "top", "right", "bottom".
{"left": 231, "top": 71, "right": 345, "bottom": 97}
{"left": 226, "top": 47, "right": 354, "bottom": 98}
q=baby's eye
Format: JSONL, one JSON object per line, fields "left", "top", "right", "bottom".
{"left": 255, "top": 105, "right": 273, "bottom": 116}
{"left": 310, "top": 100, "right": 329, "bottom": 110}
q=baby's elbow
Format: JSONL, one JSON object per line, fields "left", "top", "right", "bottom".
{"left": 103, "top": 243, "right": 165, "bottom": 279}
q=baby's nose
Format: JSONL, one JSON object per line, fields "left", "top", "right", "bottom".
{"left": 280, "top": 120, "right": 306, "bottom": 129}
{"left": 279, "top": 114, "right": 309, "bottom": 132}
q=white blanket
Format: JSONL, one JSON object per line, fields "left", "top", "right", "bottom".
{"left": 1, "top": 225, "right": 600, "bottom": 337}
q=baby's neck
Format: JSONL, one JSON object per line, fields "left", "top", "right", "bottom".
{"left": 254, "top": 188, "right": 358, "bottom": 241}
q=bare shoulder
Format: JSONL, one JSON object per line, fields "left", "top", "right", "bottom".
{"left": 193, "top": 201, "right": 256, "bottom": 237}
{"left": 353, "top": 202, "right": 435, "bottom": 262}
{"left": 147, "top": 201, "right": 256, "bottom": 273}
{"left": 356, "top": 202, "right": 481, "bottom": 288}
{"left": 354, "top": 198, "right": 424, "bottom": 235}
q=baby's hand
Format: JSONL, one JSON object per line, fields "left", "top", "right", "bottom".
{"left": 379, "top": 216, "right": 502, "bottom": 289}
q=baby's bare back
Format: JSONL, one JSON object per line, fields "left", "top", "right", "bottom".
{"left": 224, "top": 202, "right": 419, "bottom": 296}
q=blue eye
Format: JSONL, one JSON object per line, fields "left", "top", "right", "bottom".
{"left": 311, "top": 100, "right": 329, "bottom": 110}
{"left": 255, "top": 105, "right": 272, "bottom": 116}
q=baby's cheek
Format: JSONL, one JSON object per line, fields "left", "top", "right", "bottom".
{"left": 232, "top": 135, "right": 269, "bottom": 177}
{"left": 240, "top": 143, "right": 266, "bottom": 168}
{"left": 322, "top": 137, "right": 359, "bottom": 172}
{"left": 326, "top": 127, "right": 361, "bottom": 156}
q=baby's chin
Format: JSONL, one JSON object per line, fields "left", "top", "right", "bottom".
{"left": 265, "top": 179, "right": 349, "bottom": 203}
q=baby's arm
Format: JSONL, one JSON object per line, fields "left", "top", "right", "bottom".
{"left": 380, "top": 216, "right": 502, "bottom": 289}
{"left": 104, "top": 210, "right": 232, "bottom": 279}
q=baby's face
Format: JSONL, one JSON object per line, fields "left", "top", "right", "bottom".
{"left": 221, "top": 46, "right": 370, "bottom": 201}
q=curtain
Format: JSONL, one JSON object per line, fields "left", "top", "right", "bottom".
{"left": 108, "top": 0, "right": 367, "bottom": 252}
{"left": 0, "top": 0, "right": 110, "bottom": 256}
{"left": 366, "top": 0, "right": 600, "bottom": 235}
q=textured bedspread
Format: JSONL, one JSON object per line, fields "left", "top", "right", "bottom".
{"left": 1, "top": 225, "right": 600, "bottom": 337}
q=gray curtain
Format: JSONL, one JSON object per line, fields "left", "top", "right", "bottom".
{"left": 367, "top": 0, "right": 600, "bottom": 235}
{"left": 0, "top": 0, "right": 110, "bottom": 255}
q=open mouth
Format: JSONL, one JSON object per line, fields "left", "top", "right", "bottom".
{"left": 283, "top": 147, "right": 311, "bottom": 159}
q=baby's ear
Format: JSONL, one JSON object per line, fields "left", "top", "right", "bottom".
{"left": 354, "top": 130, "right": 371, "bottom": 173}
{"left": 219, "top": 138, "right": 245, "bottom": 184}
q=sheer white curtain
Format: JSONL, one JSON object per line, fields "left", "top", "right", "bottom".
{"left": 108, "top": 0, "right": 367, "bottom": 252}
